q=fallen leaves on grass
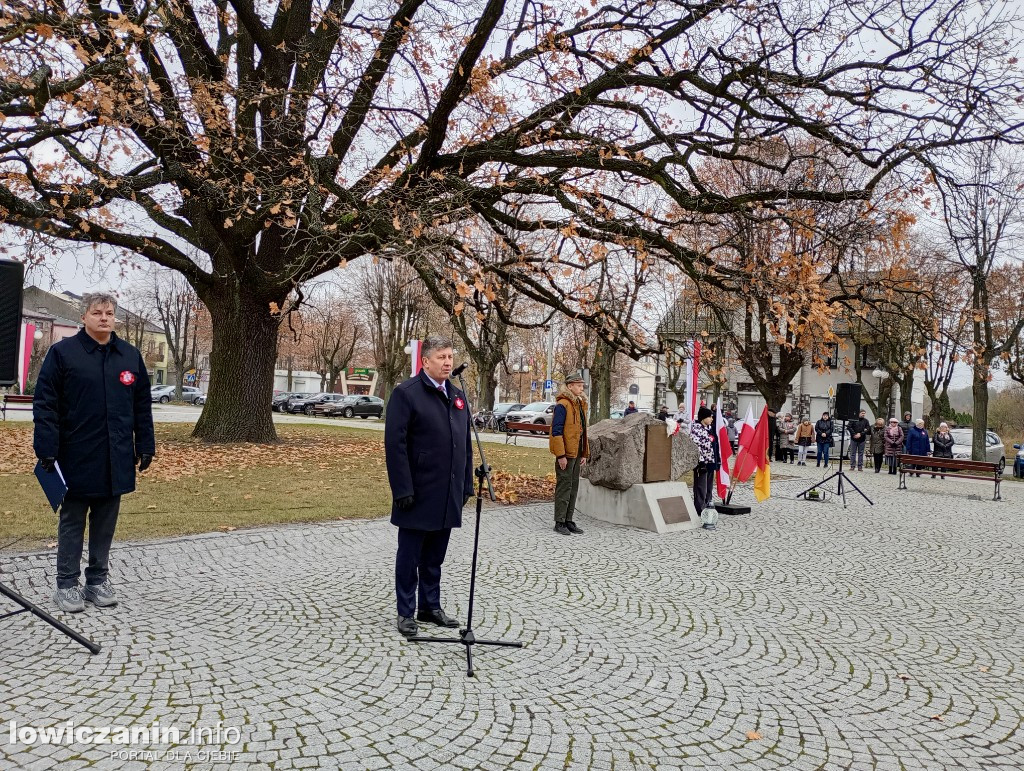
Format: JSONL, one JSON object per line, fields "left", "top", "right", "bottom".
{"left": 0, "top": 427, "right": 34, "bottom": 474}
{"left": 490, "top": 470, "right": 555, "bottom": 503}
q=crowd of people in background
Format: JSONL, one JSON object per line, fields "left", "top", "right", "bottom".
{"left": 762, "top": 407, "right": 960, "bottom": 477}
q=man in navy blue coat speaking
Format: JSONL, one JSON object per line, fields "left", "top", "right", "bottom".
{"left": 385, "top": 335, "right": 474, "bottom": 637}
{"left": 33, "top": 292, "right": 155, "bottom": 613}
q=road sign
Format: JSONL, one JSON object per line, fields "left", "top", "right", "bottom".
{"left": 544, "top": 379, "right": 553, "bottom": 390}
{"left": 827, "top": 386, "right": 835, "bottom": 398}
{"left": 185, "top": 373, "right": 197, "bottom": 384}
{"left": 531, "top": 380, "right": 537, "bottom": 390}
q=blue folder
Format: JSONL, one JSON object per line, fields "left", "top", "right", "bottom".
{"left": 34, "top": 461, "right": 68, "bottom": 513}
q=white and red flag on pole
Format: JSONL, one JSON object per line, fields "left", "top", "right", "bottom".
{"left": 683, "top": 340, "right": 701, "bottom": 423}
{"left": 715, "top": 397, "right": 732, "bottom": 501}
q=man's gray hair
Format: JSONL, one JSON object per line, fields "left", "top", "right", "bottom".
{"left": 81, "top": 292, "right": 118, "bottom": 314}
{"left": 421, "top": 335, "right": 454, "bottom": 358}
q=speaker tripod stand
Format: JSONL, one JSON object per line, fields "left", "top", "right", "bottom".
{"left": 796, "top": 419, "right": 873, "bottom": 509}
{"left": 407, "top": 369, "right": 523, "bottom": 676}
{"left": 0, "top": 581, "right": 100, "bottom": 653}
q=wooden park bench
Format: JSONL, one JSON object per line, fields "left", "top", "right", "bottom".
{"left": 504, "top": 421, "right": 551, "bottom": 445}
{"left": 897, "top": 453, "right": 1003, "bottom": 501}
{"left": 1, "top": 394, "right": 33, "bottom": 421}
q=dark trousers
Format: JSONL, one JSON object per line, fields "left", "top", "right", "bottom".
{"left": 56, "top": 494, "right": 121, "bottom": 589}
{"left": 816, "top": 442, "right": 831, "bottom": 467}
{"left": 887, "top": 455, "right": 898, "bottom": 474}
{"left": 554, "top": 457, "right": 582, "bottom": 524}
{"left": 873, "top": 453, "right": 884, "bottom": 473}
{"left": 395, "top": 527, "right": 452, "bottom": 618}
{"left": 693, "top": 467, "right": 715, "bottom": 513}
{"left": 849, "top": 440, "right": 866, "bottom": 469}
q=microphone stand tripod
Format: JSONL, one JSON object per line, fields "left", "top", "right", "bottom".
{"left": 0, "top": 581, "right": 100, "bottom": 653}
{"left": 408, "top": 370, "right": 523, "bottom": 676}
{"left": 796, "top": 419, "right": 873, "bottom": 508}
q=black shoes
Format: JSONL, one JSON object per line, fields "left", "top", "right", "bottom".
{"left": 554, "top": 523, "right": 571, "bottom": 536}
{"left": 416, "top": 608, "right": 459, "bottom": 628}
{"left": 565, "top": 521, "right": 584, "bottom": 534}
{"left": 397, "top": 616, "right": 418, "bottom": 637}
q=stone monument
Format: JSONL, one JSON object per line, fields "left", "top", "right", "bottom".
{"left": 575, "top": 413, "right": 701, "bottom": 534}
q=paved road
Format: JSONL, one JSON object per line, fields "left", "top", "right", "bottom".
{"left": 1, "top": 465, "right": 1021, "bottom": 770}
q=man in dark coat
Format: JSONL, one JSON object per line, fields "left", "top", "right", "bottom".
{"left": 385, "top": 335, "right": 474, "bottom": 637}
{"left": 33, "top": 292, "right": 155, "bottom": 613}
{"left": 846, "top": 409, "right": 871, "bottom": 471}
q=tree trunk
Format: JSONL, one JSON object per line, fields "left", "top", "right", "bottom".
{"left": 971, "top": 361, "right": 989, "bottom": 460}
{"left": 761, "top": 385, "right": 787, "bottom": 412}
{"left": 193, "top": 292, "right": 281, "bottom": 443}
{"left": 588, "top": 341, "right": 614, "bottom": 423}
{"left": 478, "top": 367, "right": 499, "bottom": 411}
{"left": 897, "top": 372, "right": 914, "bottom": 418}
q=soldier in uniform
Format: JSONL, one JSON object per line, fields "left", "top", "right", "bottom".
{"left": 33, "top": 292, "right": 155, "bottom": 612}
{"left": 384, "top": 336, "right": 474, "bottom": 637}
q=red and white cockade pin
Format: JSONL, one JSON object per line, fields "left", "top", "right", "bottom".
{"left": 119, "top": 370, "right": 136, "bottom": 386}
{"left": 454, "top": 397, "right": 465, "bottom": 410}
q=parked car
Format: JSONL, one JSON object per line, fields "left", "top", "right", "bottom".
{"left": 151, "top": 385, "right": 204, "bottom": 404}
{"left": 504, "top": 401, "right": 556, "bottom": 433}
{"left": 275, "top": 392, "right": 314, "bottom": 412}
{"left": 286, "top": 392, "right": 346, "bottom": 415}
{"left": 484, "top": 402, "right": 526, "bottom": 431}
{"left": 272, "top": 392, "right": 307, "bottom": 412}
{"left": 1013, "top": 441, "right": 1024, "bottom": 478}
{"left": 323, "top": 395, "right": 385, "bottom": 419}
{"left": 151, "top": 385, "right": 175, "bottom": 403}
{"left": 949, "top": 428, "right": 1006, "bottom": 472}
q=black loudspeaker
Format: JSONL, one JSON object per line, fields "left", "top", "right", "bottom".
{"left": 0, "top": 259, "right": 25, "bottom": 387}
{"left": 834, "top": 382, "right": 862, "bottom": 421}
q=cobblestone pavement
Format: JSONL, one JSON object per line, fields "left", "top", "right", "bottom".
{"left": 1, "top": 464, "right": 1021, "bottom": 770}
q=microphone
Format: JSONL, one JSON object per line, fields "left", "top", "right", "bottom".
{"left": 451, "top": 362, "right": 469, "bottom": 378}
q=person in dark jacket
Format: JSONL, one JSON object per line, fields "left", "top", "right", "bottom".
{"left": 898, "top": 411, "right": 914, "bottom": 451}
{"left": 847, "top": 409, "right": 871, "bottom": 471}
{"left": 869, "top": 417, "right": 887, "bottom": 473}
{"left": 624, "top": 401, "right": 638, "bottom": 415}
{"left": 814, "top": 412, "right": 835, "bottom": 468}
{"left": 932, "top": 422, "right": 955, "bottom": 479}
{"left": 883, "top": 417, "right": 904, "bottom": 474}
{"left": 766, "top": 408, "right": 781, "bottom": 462}
{"left": 549, "top": 372, "right": 590, "bottom": 535}
{"left": 905, "top": 419, "right": 931, "bottom": 477}
{"left": 385, "top": 336, "right": 474, "bottom": 638}
{"left": 689, "top": 406, "right": 720, "bottom": 514}
{"left": 33, "top": 292, "right": 155, "bottom": 613}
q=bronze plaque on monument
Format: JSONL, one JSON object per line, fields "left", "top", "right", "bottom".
{"left": 658, "top": 496, "right": 691, "bottom": 524}
{"left": 643, "top": 424, "right": 672, "bottom": 482}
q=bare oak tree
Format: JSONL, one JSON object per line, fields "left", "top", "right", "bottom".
{"left": 1, "top": 0, "right": 1020, "bottom": 441}
{"left": 933, "top": 143, "right": 1024, "bottom": 457}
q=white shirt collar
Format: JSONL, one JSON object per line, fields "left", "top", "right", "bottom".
{"left": 425, "top": 373, "right": 447, "bottom": 395}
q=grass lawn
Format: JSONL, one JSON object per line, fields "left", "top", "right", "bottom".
{"left": 0, "top": 423, "right": 554, "bottom": 551}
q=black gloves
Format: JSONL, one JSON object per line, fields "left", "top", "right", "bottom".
{"left": 137, "top": 454, "right": 153, "bottom": 472}
{"left": 39, "top": 457, "right": 56, "bottom": 473}
{"left": 395, "top": 495, "right": 415, "bottom": 511}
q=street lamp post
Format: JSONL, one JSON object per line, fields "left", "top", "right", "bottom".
{"left": 512, "top": 357, "right": 530, "bottom": 403}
